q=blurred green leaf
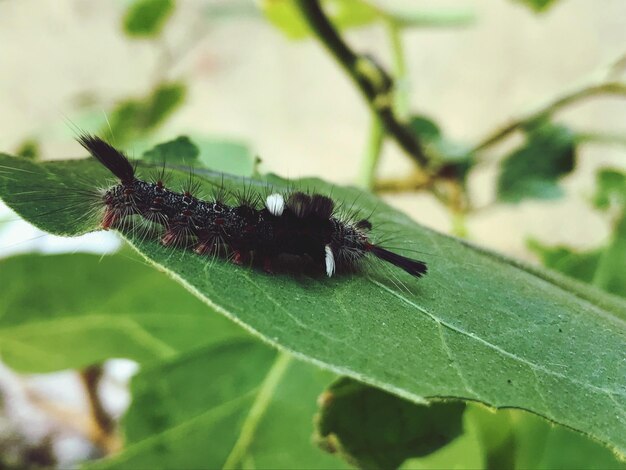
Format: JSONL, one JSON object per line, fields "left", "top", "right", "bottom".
{"left": 142, "top": 135, "right": 255, "bottom": 175}
{"left": 593, "top": 168, "right": 626, "bottom": 212}
{"left": 260, "top": 0, "right": 380, "bottom": 39}
{"left": 409, "top": 115, "right": 474, "bottom": 180}
{"left": 528, "top": 239, "right": 602, "bottom": 286}
{"left": 404, "top": 404, "right": 625, "bottom": 470}
{"left": 103, "top": 82, "right": 186, "bottom": 144}
{"left": 409, "top": 115, "right": 441, "bottom": 142}
{"left": 0, "top": 252, "right": 245, "bottom": 372}
{"left": 89, "top": 344, "right": 346, "bottom": 469}
{"left": 513, "top": 0, "right": 561, "bottom": 13}
{"left": 400, "top": 413, "right": 484, "bottom": 470}
{"left": 316, "top": 378, "right": 465, "bottom": 469}
{"left": 193, "top": 136, "right": 255, "bottom": 176}
{"left": 468, "top": 405, "right": 626, "bottom": 470}
{"left": 529, "top": 168, "right": 626, "bottom": 298}
{"left": 123, "top": 0, "right": 175, "bottom": 38}
{"left": 510, "top": 408, "right": 626, "bottom": 469}
{"left": 529, "top": 230, "right": 626, "bottom": 299}
{"left": 15, "top": 138, "right": 40, "bottom": 160}
{"left": 1, "top": 152, "right": 625, "bottom": 456}
{"left": 497, "top": 122, "right": 576, "bottom": 203}
{"left": 143, "top": 135, "right": 199, "bottom": 165}
{"left": 592, "top": 214, "right": 626, "bottom": 297}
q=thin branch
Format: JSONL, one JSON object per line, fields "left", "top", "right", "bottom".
{"left": 81, "top": 365, "right": 118, "bottom": 453}
{"left": 374, "top": 172, "right": 433, "bottom": 193}
{"left": 293, "top": 0, "right": 429, "bottom": 168}
{"left": 472, "top": 81, "right": 626, "bottom": 153}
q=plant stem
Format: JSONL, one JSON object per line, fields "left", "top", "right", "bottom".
{"left": 222, "top": 352, "right": 292, "bottom": 470}
{"left": 358, "top": 114, "right": 385, "bottom": 189}
{"left": 293, "top": 0, "right": 429, "bottom": 168}
{"left": 386, "top": 21, "right": 409, "bottom": 121}
{"left": 451, "top": 211, "right": 468, "bottom": 238}
{"left": 387, "top": 9, "right": 476, "bottom": 28}
{"left": 472, "top": 81, "right": 626, "bottom": 153}
{"left": 80, "top": 365, "right": 119, "bottom": 453}
{"left": 374, "top": 173, "right": 432, "bottom": 192}
{"left": 576, "top": 131, "right": 626, "bottom": 147}
{"left": 591, "top": 213, "right": 624, "bottom": 291}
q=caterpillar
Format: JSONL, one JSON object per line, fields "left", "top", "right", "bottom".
{"left": 77, "top": 134, "right": 427, "bottom": 279}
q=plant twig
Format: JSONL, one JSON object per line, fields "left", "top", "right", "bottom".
{"left": 293, "top": 0, "right": 429, "bottom": 168}
{"left": 80, "top": 365, "right": 118, "bottom": 453}
{"left": 358, "top": 114, "right": 385, "bottom": 189}
{"left": 374, "top": 172, "right": 433, "bottom": 192}
{"left": 472, "top": 81, "right": 626, "bottom": 153}
{"left": 386, "top": 20, "right": 410, "bottom": 121}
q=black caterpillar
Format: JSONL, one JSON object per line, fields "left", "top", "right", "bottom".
{"left": 79, "top": 134, "right": 427, "bottom": 278}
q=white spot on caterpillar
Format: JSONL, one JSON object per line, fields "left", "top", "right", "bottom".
{"left": 266, "top": 193, "right": 285, "bottom": 216}
{"left": 325, "top": 244, "right": 335, "bottom": 277}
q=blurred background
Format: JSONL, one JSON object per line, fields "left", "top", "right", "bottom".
{"left": 0, "top": 0, "right": 624, "bottom": 467}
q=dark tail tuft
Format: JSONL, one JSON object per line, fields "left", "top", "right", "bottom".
{"left": 369, "top": 245, "right": 428, "bottom": 278}
{"left": 78, "top": 134, "right": 135, "bottom": 183}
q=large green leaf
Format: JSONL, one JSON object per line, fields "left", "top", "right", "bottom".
{"left": 0, "top": 153, "right": 625, "bottom": 455}
{"left": 89, "top": 343, "right": 347, "bottom": 469}
{"left": 0, "top": 253, "right": 245, "bottom": 372}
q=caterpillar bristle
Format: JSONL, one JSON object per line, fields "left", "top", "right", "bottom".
{"left": 367, "top": 245, "right": 428, "bottom": 278}
{"left": 78, "top": 134, "right": 135, "bottom": 183}
{"left": 80, "top": 135, "right": 428, "bottom": 279}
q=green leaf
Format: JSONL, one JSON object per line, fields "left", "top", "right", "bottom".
{"left": 0, "top": 153, "right": 625, "bottom": 456}
{"left": 528, "top": 239, "right": 602, "bottom": 287}
{"left": 15, "top": 138, "right": 40, "bottom": 160}
{"left": 513, "top": 0, "right": 561, "bottom": 13}
{"left": 193, "top": 136, "right": 255, "bottom": 176}
{"left": 260, "top": 0, "right": 380, "bottom": 39}
{"left": 529, "top": 167, "right": 626, "bottom": 298}
{"left": 316, "top": 378, "right": 465, "bottom": 469}
{"left": 400, "top": 413, "right": 484, "bottom": 470}
{"left": 88, "top": 344, "right": 346, "bottom": 469}
{"left": 528, "top": 218, "right": 626, "bottom": 299}
{"left": 103, "top": 82, "right": 186, "bottom": 144}
{"left": 409, "top": 115, "right": 474, "bottom": 180}
{"left": 592, "top": 214, "right": 626, "bottom": 297}
{"left": 468, "top": 405, "right": 626, "bottom": 470}
{"left": 142, "top": 136, "right": 200, "bottom": 166}
{"left": 123, "top": 0, "right": 175, "bottom": 38}
{"left": 0, "top": 252, "right": 245, "bottom": 372}
{"left": 593, "top": 168, "right": 626, "bottom": 212}
{"left": 497, "top": 123, "right": 576, "bottom": 203}
{"left": 509, "top": 408, "right": 626, "bottom": 469}
{"left": 409, "top": 116, "right": 441, "bottom": 142}
{"left": 142, "top": 135, "right": 255, "bottom": 176}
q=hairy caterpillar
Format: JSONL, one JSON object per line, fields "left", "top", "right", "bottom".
{"left": 68, "top": 134, "right": 427, "bottom": 278}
